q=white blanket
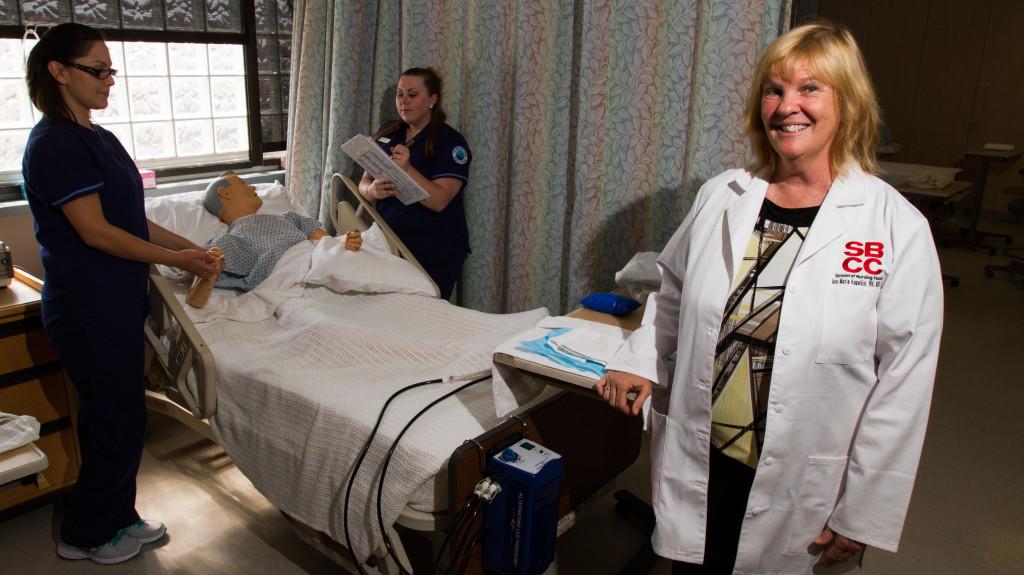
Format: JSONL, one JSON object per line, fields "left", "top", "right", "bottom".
{"left": 194, "top": 283, "right": 548, "bottom": 562}
{"left": 178, "top": 225, "right": 420, "bottom": 324}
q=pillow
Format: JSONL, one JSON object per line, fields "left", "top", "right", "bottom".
{"left": 303, "top": 235, "right": 438, "bottom": 297}
{"left": 579, "top": 293, "right": 640, "bottom": 316}
{"left": 145, "top": 181, "right": 303, "bottom": 278}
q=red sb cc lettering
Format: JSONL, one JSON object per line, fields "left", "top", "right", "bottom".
{"left": 842, "top": 241, "right": 884, "bottom": 275}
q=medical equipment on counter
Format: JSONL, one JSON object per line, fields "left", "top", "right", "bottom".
{"left": 0, "top": 241, "right": 12, "bottom": 288}
{"left": 484, "top": 438, "right": 563, "bottom": 575}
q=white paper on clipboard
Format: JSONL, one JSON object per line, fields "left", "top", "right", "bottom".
{"left": 341, "top": 134, "right": 429, "bottom": 205}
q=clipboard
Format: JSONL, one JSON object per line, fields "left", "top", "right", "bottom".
{"left": 341, "top": 134, "right": 429, "bottom": 205}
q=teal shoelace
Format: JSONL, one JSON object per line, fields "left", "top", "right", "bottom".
{"left": 89, "top": 527, "right": 128, "bottom": 555}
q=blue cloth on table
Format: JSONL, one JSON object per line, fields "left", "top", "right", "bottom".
{"left": 516, "top": 328, "right": 606, "bottom": 377}
{"left": 208, "top": 211, "right": 318, "bottom": 293}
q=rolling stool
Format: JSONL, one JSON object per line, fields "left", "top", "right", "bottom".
{"left": 984, "top": 195, "right": 1024, "bottom": 286}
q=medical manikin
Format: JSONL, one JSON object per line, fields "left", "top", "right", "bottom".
{"left": 186, "top": 172, "right": 362, "bottom": 307}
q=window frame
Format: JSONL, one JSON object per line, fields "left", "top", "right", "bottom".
{"left": 0, "top": 2, "right": 287, "bottom": 187}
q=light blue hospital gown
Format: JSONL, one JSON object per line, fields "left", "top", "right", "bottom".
{"left": 208, "top": 211, "right": 318, "bottom": 292}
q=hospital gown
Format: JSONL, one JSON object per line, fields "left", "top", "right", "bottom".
{"left": 208, "top": 211, "right": 318, "bottom": 292}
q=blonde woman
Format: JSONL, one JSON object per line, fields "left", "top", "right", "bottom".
{"left": 598, "top": 22, "right": 942, "bottom": 574}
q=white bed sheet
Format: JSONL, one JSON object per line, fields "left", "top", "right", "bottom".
{"left": 194, "top": 287, "right": 548, "bottom": 562}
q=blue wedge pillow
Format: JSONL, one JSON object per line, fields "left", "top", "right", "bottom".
{"left": 579, "top": 293, "right": 641, "bottom": 316}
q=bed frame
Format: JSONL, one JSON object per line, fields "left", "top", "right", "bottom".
{"left": 141, "top": 173, "right": 642, "bottom": 574}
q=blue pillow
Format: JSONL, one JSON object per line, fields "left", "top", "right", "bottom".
{"left": 579, "top": 292, "right": 640, "bottom": 316}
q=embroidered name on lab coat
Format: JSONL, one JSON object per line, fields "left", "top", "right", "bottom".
{"left": 833, "top": 241, "right": 885, "bottom": 287}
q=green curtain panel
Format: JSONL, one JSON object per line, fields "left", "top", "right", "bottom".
{"left": 286, "top": 0, "right": 789, "bottom": 314}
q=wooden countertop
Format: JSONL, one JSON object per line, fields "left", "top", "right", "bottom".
{"left": 0, "top": 268, "right": 43, "bottom": 321}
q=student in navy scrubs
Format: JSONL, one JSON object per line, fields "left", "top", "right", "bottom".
{"left": 358, "top": 67, "right": 472, "bottom": 299}
{"left": 21, "top": 23, "right": 219, "bottom": 565}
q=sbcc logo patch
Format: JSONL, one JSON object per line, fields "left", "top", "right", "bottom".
{"left": 842, "top": 241, "right": 884, "bottom": 275}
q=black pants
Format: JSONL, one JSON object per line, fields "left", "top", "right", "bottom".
{"left": 45, "top": 306, "right": 147, "bottom": 548}
{"left": 672, "top": 447, "right": 756, "bottom": 575}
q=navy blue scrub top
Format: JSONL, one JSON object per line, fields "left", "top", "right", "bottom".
{"left": 22, "top": 117, "right": 149, "bottom": 321}
{"left": 373, "top": 123, "right": 472, "bottom": 273}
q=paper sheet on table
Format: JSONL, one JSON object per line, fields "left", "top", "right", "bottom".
{"left": 549, "top": 328, "right": 625, "bottom": 365}
{"left": 341, "top": 134, "right": 429, "bottom": 205}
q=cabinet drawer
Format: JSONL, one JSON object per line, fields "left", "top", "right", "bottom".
{"left": 0, "top": 429, "right": 80, "bottom": 511}
{"left": 0, "top": 319, "right": 57, "bottom": 375}
{"left": 0, "top": 372, "right": 70, "bottom": 423}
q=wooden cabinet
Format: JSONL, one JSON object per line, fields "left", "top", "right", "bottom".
{"left": 0, "top": 269, "right": 80, "bottom": 512}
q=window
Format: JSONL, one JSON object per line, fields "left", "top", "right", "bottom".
{"left": 0, "top": 0, "right": 292, "bottom": 184}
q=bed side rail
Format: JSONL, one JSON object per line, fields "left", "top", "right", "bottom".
{"left": 144, "top": 271, "right": 217, "bottom": 419}
{"left": 329, "top": 173, "right": 440, "bottom": 298}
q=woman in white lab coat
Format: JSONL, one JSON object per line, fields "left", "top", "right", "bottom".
{"left": 597, "top": 22, "right": 943, "bottom": 574}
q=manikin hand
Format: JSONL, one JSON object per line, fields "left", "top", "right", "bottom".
{"left": 344, "top": 230, "right": 363, "bottom": 251}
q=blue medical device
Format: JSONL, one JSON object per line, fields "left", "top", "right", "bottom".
{"left": 484, "top": 438, "right": 564, "bottom": 575}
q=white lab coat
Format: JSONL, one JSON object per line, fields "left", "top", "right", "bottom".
{"left": 606, "top": 167, "right": 943, "bottom": 574}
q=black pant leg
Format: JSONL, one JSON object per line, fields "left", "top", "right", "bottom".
{"left": 673, "top": 448, "right": 756, "bottom": 575}
{"left": 47, "top": 314, "right": 147, "bottom": 548}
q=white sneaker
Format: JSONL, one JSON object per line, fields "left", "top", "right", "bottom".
{"left": 124, "top": 518, "right": 167, "bottom": 544}
{"left": 57, "top": 530, "right": 142, "bottom": 565}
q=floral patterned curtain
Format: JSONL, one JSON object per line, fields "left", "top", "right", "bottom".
{"left": 287, "top": 0, "right": 789, "bottom": 313}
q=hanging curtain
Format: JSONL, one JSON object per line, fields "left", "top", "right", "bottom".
{"left": 286, "top": 0, "right": 789, "bottom": 314}
{"left": 285, "top": 0, "right": 401, "bottom": 222}
{"left": 565, "top": 0, "right": 789, "bottom": 309}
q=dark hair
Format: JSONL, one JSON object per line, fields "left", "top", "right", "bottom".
{"left": 376, "top": 67, "right": 447, "bottom": 158}
{"left": 26, "top": 23, "right": 106, "bottom": 124}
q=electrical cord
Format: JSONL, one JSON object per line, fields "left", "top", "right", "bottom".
{"left": 342, "top": 377, "right": 443, "bottom": 575}
{"left": 376, "top": 373, "right": 492, "bottom": 572}
{"left": 430, "top": 494, "right": 480, "bottom": 575}
{"left": 445, "top": 499, "right": 487, "bottom": 574}
{"left": 454, "top": 528, "right": 486, "bottom": 575}
{"left": 431, "top": 477, "right": 502, "bottom": 574}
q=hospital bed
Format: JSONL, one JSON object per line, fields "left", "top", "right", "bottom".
{"left": 141, "top": 173, "right": 642, "bottom": 573}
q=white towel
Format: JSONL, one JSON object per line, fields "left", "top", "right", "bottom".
{"left": 548, "top": 328, "right": 625, "bottom": 365}
{"left": 0, "top": 412, "right": 40, "bottom": 454}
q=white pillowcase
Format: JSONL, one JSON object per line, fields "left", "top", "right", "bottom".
{"left": 145, "top": 181, "right": 302, "bottom": 278}
{"left": 303, "top": 234, "right": 438, "bottom": 298}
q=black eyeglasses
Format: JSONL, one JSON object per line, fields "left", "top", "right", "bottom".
{"left": 61, "top": 61, "right": 118, "bottom": 79}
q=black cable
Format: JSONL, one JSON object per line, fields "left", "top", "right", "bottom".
{"left": 376, "top": 374, "right": 492, "bottom": 572}
{"left": 442, "top": 497, "right": 485, "bottom": 574}
{"left": 454, "top": 528, "right": 486, "bottom": 575}
{"left": 430, "top": 495, "right": 480, "bottom": 575}
{"left": 342, "top": 377, "right": 443, "bottom": 575}
{"left": 445, "top": 500, "right": 486, "bottom": 575}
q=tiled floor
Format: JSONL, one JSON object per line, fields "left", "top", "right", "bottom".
{"left": 2, "top": 225, "right": 1022, "bottom": 575}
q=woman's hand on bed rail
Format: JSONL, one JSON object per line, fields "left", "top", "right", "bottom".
{"left": 596, "top": 370, "right": 652, "bottom": 416}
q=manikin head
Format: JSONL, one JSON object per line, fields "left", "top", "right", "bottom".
{"left": 203, "top": 171, "right": 262, "bottom": 224}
